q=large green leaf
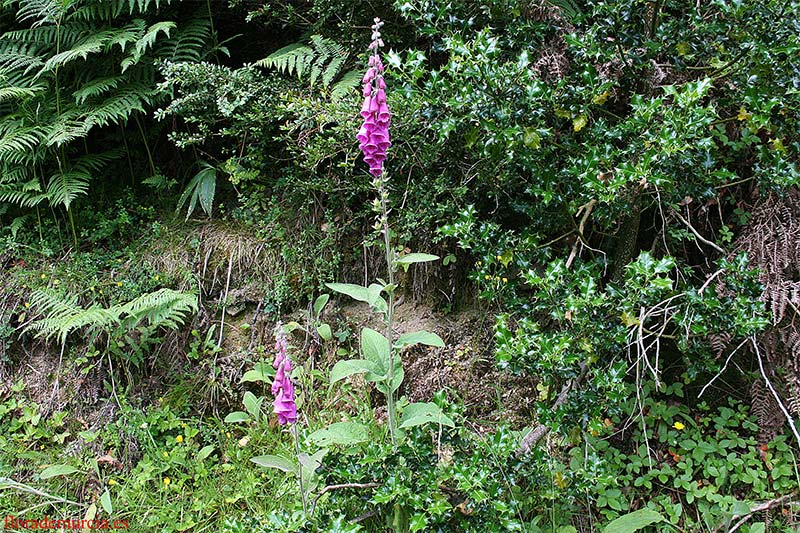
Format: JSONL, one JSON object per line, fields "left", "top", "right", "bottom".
{"left": 100, "top": 489, "right": 112, "bottom": 514}
{"left": 241, "top": 362, "right": 275, "bottom": 383}
{"left": 313, "top": 294, "right": 330, "bottom": 316}
{"left": 325, "top": 283, "right": 370, "bottom": 303}
{"left": 399, "top": 402, "right": 455, "bottom": 429}
{"left": 308, "top": 422, "right": 369, "bottom": 447}
{"left": 396, "top": 330, "right": 445, "bottom": 349}
{"left": 395, "top": 253, "right": 439, "bottom": 266}
{"left": 317, "top": 323, "right": 332, "bottom": 341}
{"left": 40, "top": 464, "right": 80, "bottom": 479}
{"left": 603, "top": 509, "right": 665, "bottom": 533}
{"left": 251, "top": 455, "right": 298, "bottom": 475}
{"left": 329, "top": 359, "right": 380, "bottom": 383}
{"left": 375, "top": 357, "right": 404, "bottom": 394}
{"left": 395, "top": 253, "right": 439, "bottom": 272}
{"left": 242, "top": 391, "right": 263, "bottom": 421}
{"left": 223, "top": 411, "right": 250, "bottom": 423}
{"left": 177, "top": 162, "right": 216, "bottom": 220}
{"left": 361, "top": 327, "right": 391, "bottom": 371}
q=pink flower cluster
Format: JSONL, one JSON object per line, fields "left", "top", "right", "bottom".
{"left": 357, "top": 19, "right": 391, "bottom": 177}
{"left": 271, "top": 326, "right": 297, "bottom": 425}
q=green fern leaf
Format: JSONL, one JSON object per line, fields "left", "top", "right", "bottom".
{"left": 331, "top": 70, "right": 361, "bottom": 100}
{"left": 257, "top": 35, "right": 351, "bottom": 90}
{"left": 46, "top": 170, "right": 90, "bottom": 210}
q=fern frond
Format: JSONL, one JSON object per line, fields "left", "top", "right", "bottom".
{"left": 46, "top": 170, "right": 90, "bottom": 209}
{"left": 26, "top": 289, "right": 118, "bottom": 345}
{"left": 157, "top": 16, "right": 210, "bottom": 63}
{"left": 257, "top": 35, "right": 351, "bottom": 90}
{"left": 38, "top": 31, "right": 112, "bottom": 75}
{"left": 43, "top": 116, "right": 92, "bottom": 146}
{"left": 1, "top": 23, "right": 91, "bottom": 48}
{"left": 116, "top": 288, "right": 198, "bottom": 330}
{"left": 0, "top": 163, "right": 32, "bottom": 184}
{"left": 0, "top": 123, "right": 44, "bottom": 160}
{"left": 0, "top": 44, "right": 46, "bottom": 75}
{"left": 72, "top": 75, "right": 123, "bottom": 104}
{"left": 69, "top": 0, "right": 125, "bottom": 22}
{"left": 27, "top": 287, "right": 197, "bottom": 345}
{"left": 84, "top": 85, "right": 152, "bottom": 127}
{"left": 0, "top": 84, "right": 43, "bottom": 102}
{"left": 0, "top": 185, "right": 48, "bottom": 207}
{"left": 73, "top": 149, "right": 124, "bottom": 173}
{"left": 136, "top": 21, "right": 175, "bottom": 56}
{"left": 105, "top": 20, "right": 146, "bottom": 53}
{"left": 331, "top": 69, "right": 361, "bottom": 100}
{"left": 13, "top": 0, "right": 67, "bottom": 27}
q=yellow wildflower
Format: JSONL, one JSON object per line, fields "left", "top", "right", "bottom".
{"left": 175, "top": 435, "right": 183, "bottom": 443}
{"left": 163, "top": 477, "right": 171, "bottom": 486}
{"left": 108, "top": 479, "right": 117, "bottom": 486}
{"left": 673, "top": 421, "right": 685, "bottom": 431}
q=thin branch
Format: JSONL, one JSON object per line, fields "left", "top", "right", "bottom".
{"left": 672, "top": 209, "right": 725, "bottom": 254}
{"left": 566, "top": 200, "right": 596, "bottom": 269}
{"left": 698, "top": 337, "right": 748, "bottom": 398}
{"left": 752, "top": 336, "right": 800, "bottom": 448}
{"left": 722, "top": 493, "right": 798, "bottom": 533}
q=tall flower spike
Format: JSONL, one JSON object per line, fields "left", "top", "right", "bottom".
{"left": 358, "top": 18, "right": 391, "bottom": 177}
{"left": 271, "top": 325, "right": 297, "bottom": 425}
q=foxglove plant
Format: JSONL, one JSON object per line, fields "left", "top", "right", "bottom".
{"left": 270, "top": 324, "right": 306, "bottom": 512}
{"left": 327, "top": 19, "right": 444, "bottom": 444}
{"left": 272, "top": 327, "right": 297, "bottom": 425}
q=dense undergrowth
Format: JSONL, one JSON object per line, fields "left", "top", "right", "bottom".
{"left": 1, "top": 0, "right": 800, "bottom": 531}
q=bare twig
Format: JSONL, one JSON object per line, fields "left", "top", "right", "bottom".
{"left": 566, "top": 200, "right": 597, "bottom": 269}
{"left": 719, "top": 493, "right": 798, "bottom": 533}
{"left": 698, "top": 337, "right": 748, "bottom": 398}
{"left": 672, "top": 209, "right": 725, "bottom": 254}
{"left": 752, "top": 336, "right": 800, "bottom": 448}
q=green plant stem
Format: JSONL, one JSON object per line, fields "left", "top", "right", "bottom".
{"left": 293, "top": 423, "right": 307, "bottom": 514}
{"left": 67, "top": 207, "right": 78, "bottom": 249}
{"left": 133, "top": 113, "right": 157, "bottom": 176}
{"left": 377, "top": 176, "right": 398, "bottom": 445}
